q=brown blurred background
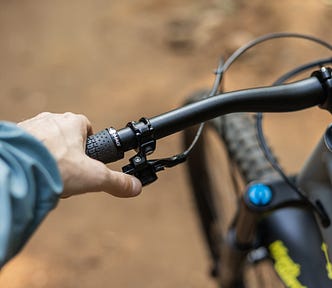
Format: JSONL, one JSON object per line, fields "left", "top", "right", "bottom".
{"left": 0, "top": 0, "right": 331, "bottom": 287}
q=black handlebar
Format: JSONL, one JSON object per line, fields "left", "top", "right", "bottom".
{"left": 86, "top": 74, "right": 330, "bottom": 164}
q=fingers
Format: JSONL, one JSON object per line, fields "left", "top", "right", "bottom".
{"left": 19, "top": 112, "right": 141, "bottom": 199}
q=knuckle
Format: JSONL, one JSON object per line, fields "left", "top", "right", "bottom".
{"left": 64, "top": 112, "right": 89, "bottom": 125}
{"left": 63, "top": 112, "right": 75, "bottom": 118}
{"left": 37, "top": 111, "right": 52, "bottom": 118}
{"left": 120, "top": 176, "right": 131, "bottom": 192}
{"left": 118, "top": 175, "right": 133, "bottom": 195}
{"left": 106, "top": 170, "right": 132, "bottom": 196}
{"left": 77, "top": 114, "right": 90, "bottom": 124}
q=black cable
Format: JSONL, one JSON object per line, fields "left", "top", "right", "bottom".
{"left": 255, "top": 57, "right": 332, "bottom": 187}
{"left": 274, "top": 57, "right": 332, "bottom": 85}
{"left": 216, "top": 33, "right": 332, "bottom": 194}
{"left": 255, "top": 57, "right": 332, "bottom": 225}
{"left": 183, "top": 33, "right": 332, "bottom": 159}
{"left": 214, "top": 33, "right": 332, "bottom": 222}
{"left": 172, "top": 33, "right": 332, "bottom": 182}
{"left": 256, "top": 57, "right": 332, "bottom": 180}
{"left": 221, "top": 32, "right": 332, "bottom": 74}
{"left": 176, "top": 59, "right": 225, "bottom": 159}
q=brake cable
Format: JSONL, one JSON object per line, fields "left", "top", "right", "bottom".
{"left": 184, "top": 33, "right": 332, "bottom": 161}
{"left": 126, "top": 33, "right": 332, "bottom": 198}
{"left": 129, "top": 58, "right": 225, "bottom": 177}
{"left": 256, "top": 57, "right": 332, "bottom": 193}
{"left": 183, "top": 32, "right": 332, "bottom": 225}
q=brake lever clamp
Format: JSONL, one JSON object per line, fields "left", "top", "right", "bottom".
{"left": 122, "top": 118, "right": 187, "bottom": 186}
{"left": 122, "top": 117, "right": 158, "bottom": 185}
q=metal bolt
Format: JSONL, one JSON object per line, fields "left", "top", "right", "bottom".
{"left": 134, "top": 156, "right": 142, "bottom": 163}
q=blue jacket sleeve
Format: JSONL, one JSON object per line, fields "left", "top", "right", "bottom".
{"left": 0, "top": 121, "right": 63, "bottom": 268}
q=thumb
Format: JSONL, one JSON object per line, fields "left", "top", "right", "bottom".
{"left": 83, "top": 157, "right": 142, "bottom": 197}
{"left": 100, "top": 169, "right": 142, "bottom": 198}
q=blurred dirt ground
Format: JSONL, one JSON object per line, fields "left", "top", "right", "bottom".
{"left": 0, "top": 1, "right": 331, "bottom": 287}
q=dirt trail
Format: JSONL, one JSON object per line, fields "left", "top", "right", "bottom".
{"left": 0, "top": 1, "right": 331, "bottom": 287}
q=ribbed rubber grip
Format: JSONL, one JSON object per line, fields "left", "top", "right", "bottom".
{"left": 86, "top": 129, "right": 122, "bottom": 164}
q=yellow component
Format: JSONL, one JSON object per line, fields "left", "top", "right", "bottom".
{"left": 321, "top": 242, "right": 332, "bottom": 279}
{"left": 269, "top": 240, "right": 307, "bottom": 288}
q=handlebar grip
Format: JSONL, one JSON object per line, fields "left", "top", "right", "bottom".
{"left": 86, "top": 129, "right": 124, "bottom": 164}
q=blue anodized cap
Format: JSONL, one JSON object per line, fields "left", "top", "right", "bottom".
{"left": 247, "top": 183, "right": 273, "bottom": 206}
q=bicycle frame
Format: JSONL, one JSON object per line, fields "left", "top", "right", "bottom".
{"left": 298, "top": 124, "right": 332, "bottom": 244}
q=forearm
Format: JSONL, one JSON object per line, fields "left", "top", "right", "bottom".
{"left": 0, "top": 121, "right": 63, "bottom": 267}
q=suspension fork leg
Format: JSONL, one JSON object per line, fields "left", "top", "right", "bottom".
{"left": 218, "top": 181, "right": 287, "bottom": 287}
{"left": 218, "top": 180, "right": 309, "bottom": 287}
{"left": 218, "top": 198, "right": 260, "bottom": 288}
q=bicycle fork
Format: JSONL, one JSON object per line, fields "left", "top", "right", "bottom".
{"left": 218, "top": 179, "right": 332, "bottom": 288}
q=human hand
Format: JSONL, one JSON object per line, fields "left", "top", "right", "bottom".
{"left": 18, "top": 112, "right": 142, "bottom": 198}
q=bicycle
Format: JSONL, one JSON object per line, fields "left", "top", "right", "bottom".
{"left": 86, "top": 33, "right": 332, "bottom": 287}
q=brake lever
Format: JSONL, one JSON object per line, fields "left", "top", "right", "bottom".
{"left": 122, "top": 154, "right": 187, "bottom": 186}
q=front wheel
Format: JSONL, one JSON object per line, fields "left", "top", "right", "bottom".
{"left": 182, "top": 90, "right": 281, "bottom": 287}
